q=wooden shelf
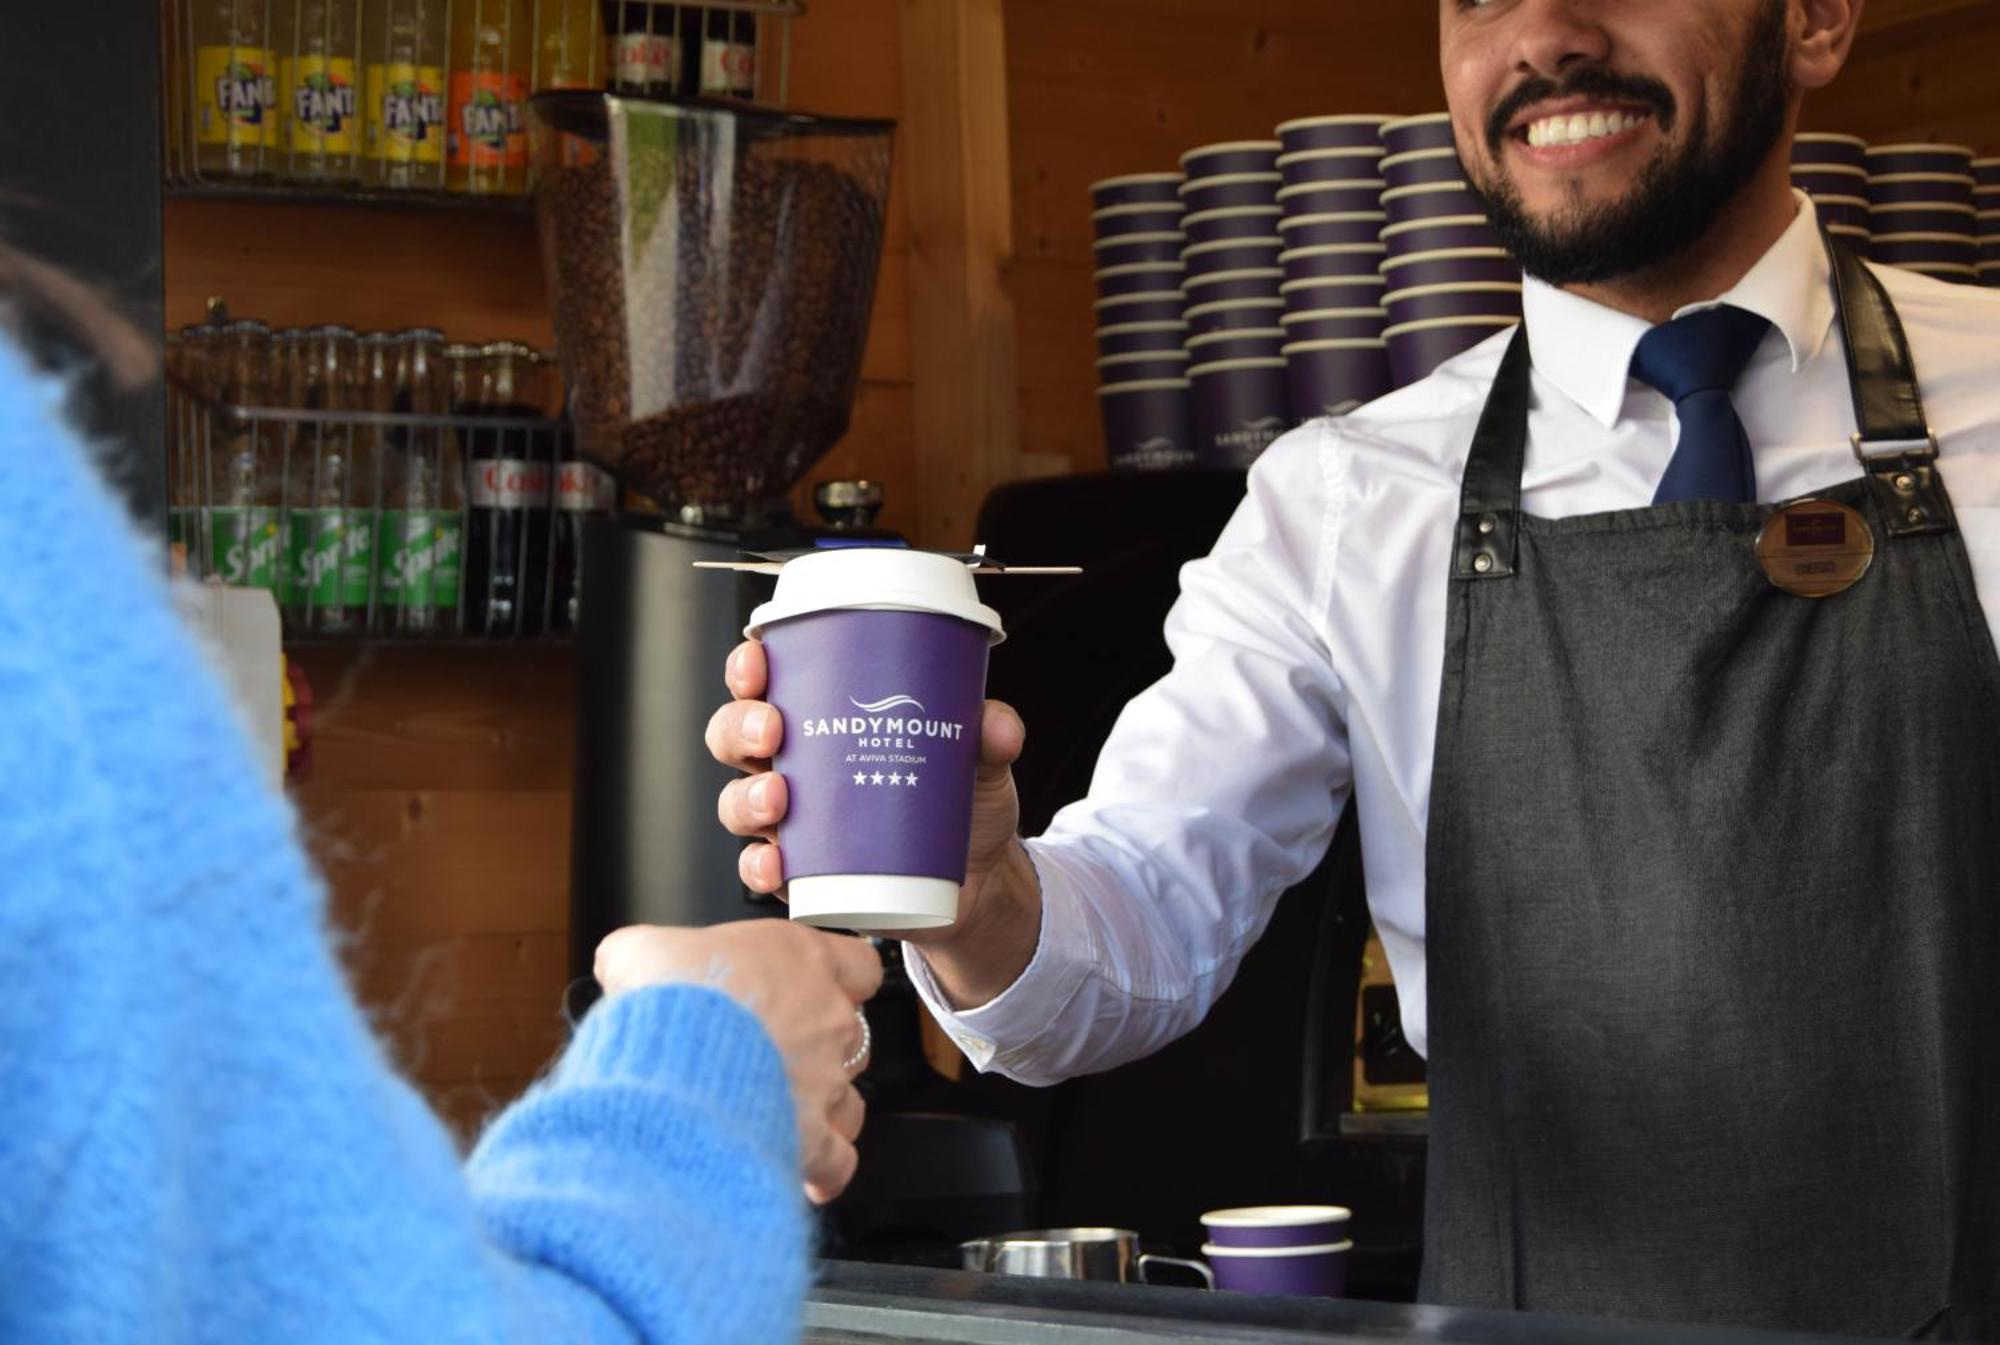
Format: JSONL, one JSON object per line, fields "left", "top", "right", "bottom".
{"left": 165, "top": 179, "right": 534, "bottom": 215}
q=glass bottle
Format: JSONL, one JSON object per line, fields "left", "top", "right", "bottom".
{"left": 207, "top": 320, "right": 286, "bottom": 593}
{"left": 447, "top": 0, "right": 534, "bottom": 194}
{"left": 534, "top": 0, "right": 604, "bottom": 91}
{"left": 377, "top": 328, "right": 461, "bottom": 636}
{"left": 192, "top": 0, "right": 280, "bottom": 178}
{"left": 361, "top": 0, "right": 448, "bottom": 189}
{"left": 278, "top": 0, "right": 363, "bottom": 182}
{"left": 283, "top": 326, "right": 367, "bottom": 634}
{"left": 694, "top": 6, "right": 755, "bottom": 100}
{"left": 461, "top": 341, "right": 552, "bottom": 637}
{"left": 600, "top": 1, "right": 680, "bottom": 96}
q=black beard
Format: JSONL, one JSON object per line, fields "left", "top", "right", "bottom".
{"left": 1464, "top": 0, "right": 1793, "bottom": 287}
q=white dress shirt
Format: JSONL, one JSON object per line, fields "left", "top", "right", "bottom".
{"left": 908, "top": 195, "right": 2000, "bottom": 1085}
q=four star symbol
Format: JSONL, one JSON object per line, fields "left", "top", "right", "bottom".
{"left": 849, "top": 769, "right": 922, "bottom": 787}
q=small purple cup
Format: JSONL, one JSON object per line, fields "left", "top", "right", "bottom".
{"left": 1380, "top": 246, "right": 1521, "bottom": 290}
{"left": 1092, "top": 202, "right": 1186, "bottom": 236}
{"left": 1382, "top": 182, "right": 1483, "bottom": 226}
{"left": 1380, "top": 146, "right": 1464, "bottom": 187}
{"left": 1977, "top": 159, "right": 2000, "bottom": 190}
{"left": 1278, "top": 212, "right": 1387, "bottom": 249}
{"left": 1094, "top": 291, "right": 1189, "bottom": 325}
{"left": 1385, "top": 283, "right": 1523, "bottom": 326}
{"left": 1791, "top": 132, "right": 1868, "bottom": 171}
{"left": 1185, "top": 327, "right": 1285, "bottom": 364}
{"left": 1825, "top": 224, "right": 1873, "bottom": 259}
{"left": 1276, "top": 114, "right": 1396, "bottom": 151}
{"left": 1282, "top": 275, "right": 1387, "bottom": 315}
{"left": 1866, "top": 143, "right": 1976, "bottom": 178}
{"left": 1980, "top": 194, "right": 2000, "bottom": 225}
{"left": 1185, "top": 237, "right": 1284, "bottom": 276}
{"left": 1203, "top": 1241, "right": 1352, "bottom": 1297}
{"left": 1793, "top": 165, "right": 1869, "bottom": 199}
{"left": 1280, "top": 308, "right": 1384, "bottom": 343}
{"left": 750, "top": 551, "right": 1002, "bottom": 931}
{"left": 1809, "top": 194, "right": 1870, "bottom": 231}
{"left": 1286, "top": 340, "right": 1392, "bottom": 417}
{"left": 1281, "top": 243, "right": 1387, "bottom": 283}
{"left": 1189, "top": 357, "right": 1293, "bottom": 468}
{"left": 1201, "top": 1206, "right": 1355, "bottom": 1251}
{"left": 1867, "top": 204, "right": 1975, "bottom": 238}
{"left": 1277, "top": 147, "right": 1387, "bottom": 188}
{"left": 1183, "top": 267, "right": 1285, "bottom": 304}
{"left": 1381, "top": 215, "right": 1499, "bottom": 254}
{"left": 1183, "top": 205, "right": 1285, "bottom": 242}
{"left": 1386, "top": 315, "right": 1517, "bottom": 386}
{"left": 1097, "top": 319, "right": 1188, "bottom": 357}
{"left": 1185, "top": 296, "right": 1285, "bottom": 337}
{"left": 1870, "top": 234, "right": 1978, "bottom": 268}
{"left": 1181, "top": 140, "right": 1282, "bottom": 179}
{"left": 1276, "top": 181, "right": 1384, "bottom": 216}
{"left": 1380, "top": 112, "right": 1455, "bottom": 156}
{"left": 1090, "top": 172, "right": 1184, "bottom": 208}
{"left": 1181, "top": 173, "right": 1283, "bottom": 213}
{"left": 1901, "top": 262, "right": 1979, "bottom": 284}
{"left": 1983, "top": 239, "right": 2000, "bottom": 265}
{"left": 1981, "top": 263, "right": 2000, "bottom": 288}
{"left": 1096, "top": 261, "right": 1185, "bottom": 297}
{"left": 1096, "top": 350, "right": 1191, "bottom": 382}
{"left": 1098, "top": 377, "right": 1197, "bottom": 472}
{"left": 1093, "top": 231, "right": 1186, "bottom": 267}
{"left": 1868, "top": 173, "right": 1976, "bottom": 207}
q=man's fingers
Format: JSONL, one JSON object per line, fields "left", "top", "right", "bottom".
{"left": 978, "top": 700, "right": 1026, "bottom": 773}
{"left": 829, "top": 1084, "right": 867, "bottom": 1144}
{"left": 738, "top": 842, "right": 784, "bottom": 893}
{"left": 804, "top": 1134, "right": 860, "bottom": 1206}
{"left": 822, "top": 935, "right": 886, "bottom": 1002}
{"left": 725, "top": 641, "right": 768, "bottom": 699}
{"left": 718, "top": 771, "right": 787, "bottom": 837}
{"left": 704, "top": 699, "right": 785, "bottom": 770}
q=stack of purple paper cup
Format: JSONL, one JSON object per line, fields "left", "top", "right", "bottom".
{"left": 1091, "top": 172, "right": 1197, "bottom": 470}
{"left": 1178, "top": 140, "right": 1293, "bottom": 467}
{"left": 1791, "top": 132, "right": 1871, "bottom": 253}
{"left": 1375, "top": 113, "right": 1520, "bottom": 388}
{"left": 1975, "top": 157, "right": 2000, "bottom": 288}
{"left": 1272, "top": 115, "right": 1396, "bottom": 417}
{"left": 1199, "top": 1206, "right": 1355, "bottom": 1298}
{"left": 1866, "top": 142, "right": 1979, "bottom": 283}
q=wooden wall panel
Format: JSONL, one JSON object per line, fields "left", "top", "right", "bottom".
{"left": 1803, "top": 1, "right": 2000, "bottom": 150}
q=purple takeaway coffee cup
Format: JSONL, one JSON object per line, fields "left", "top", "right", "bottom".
{"left": 1868, "top": 173, "right": 1976, "bottom": 207}
{"left": 1181, "top": 173, "right": 1284, "bottom": 213}
{"left": 1185, "top": 268, "right": 1285, "bottom": 304}
{"left": 1096, "top": 350, "right": 1191, "bottom": 383}
{"left": 1826, "top": 225, "right": 1872, "bottom": 258}
{"left": 1285, "top": 339, "right": 1391, "bottom": 417}
{"left": 750, "top": 549, "right": 1005, "bottom": 931}
{"left": 1203, "top": 1241, "right": 1352, "bottom": 1297}
{"left": 1098, "top": 378, "right": 1196, "bottom": 471}
{"left": 1983, "top": 264, "right": 2000, "bottom": 288}
{"left": 1868, "top": 204, "right": 1975, "bottom": 238}
{"left": 1092, "top": 202, "right": 1186, "bottom": 237}
{"left": 1201, "top": 1206, "right": 1354, "bottom": 1250}
{"left": 1096, "top": 261, "right": 1185, "bottom": 297}
{"left": 1094, "top": 291, "right": 1188, "bottom": 325}
{"left": 1281, "top": 243, "right": 1387, "bottom": 283}
{"left": 1189, "top": 358, "right": 1292, "bottom": 468}
{"left": 1185, "top": 296, "right": 1286, "bottom": 336}
{"left": 1183, "top": 206, "right": 1285, "bottom": 243}
{"left": 1385, "top": 283, "right": 1523, "bottom": 325}
{"left": 1280, "top": 308, "right": 1385, "bottom": 342}
{"left": 1380, "top": 247, "right": 1522, "bottom": 290}
{"left": 1977, "top": 159, "right": 2000, "bottom": 190}
{"left": 1981, "top": 193, "right": 2000, "bottom": 222}
{"left": 1181, "top": 140, "right": 1282, "bottom": 179}
{"left": 1870, "top": 235, "right": 1978, "bottom": 268}
{"left": 1791, "top": 132, "right": 1868, "bottom": 170}
{"left": 1382, "top": 182, "right": 1483, "bottom": 226}
{"left": 1093, "top": 231, "right": 1186, "bottom": 267}
{"left": 1866, "top": 143, "right": 1975, "bottom": 177}
{"left": 1381, "top": 216, "right": 1500, "bottom": 254}
{"left": 1185, "top": 328, "right": 1285, "bottom": 364}
{"left": 1278, "top": 212, "right": 1388, "bottom": 249}
{"left": 1792, "top": 165, "right": 1869, "bottom": 198}
{"left": 1810, "top": 195, "right": 1870, "bottom": 231}
{"left": 1983, "top": 239, "right": 2000, "bottom": 265}
{"left": 1277, "top": 147, "right": 1387, "bottom": 189}
{"left": 1276, "top": 114, "right": 1397, "bottom": 151}
{"left": 1185, "top": 238, "right": 1285, "bottom": 276}
{"left": 1097, "top": 319, "right": 1189, "bottom": 356}
{"left": 1276, "top": 181, "right": 1385, "bottom": 216}
{"left": 1380, "top": 147, "right": 1464, "bottom": 187}
{"left": 1282, "top": 275, "right": 1387, "bottom": 315}
{"left": 1386, "top": 315, "right": 1518, "bottom": 386}
{"left": 1381, "top": 111, "right": 1456, "bottom": 156}
{"left": 1090, "top": 172, "right": 1184, "bottom": 208}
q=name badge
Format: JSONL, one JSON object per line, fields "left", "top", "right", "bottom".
{"left": 1754, "top": 498, "right": 1875, "bottom": 598}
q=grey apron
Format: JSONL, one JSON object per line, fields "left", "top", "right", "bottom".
{"left": 1419, "top": 236, "right": 2000, "bottom": 1339}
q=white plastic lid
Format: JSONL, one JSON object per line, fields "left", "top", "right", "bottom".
{"left": 1201, "top": 1239, "right": 1355, "bottom": 1258}
{"left": 746, "top": 548, "right": 1004, "bottom": 644}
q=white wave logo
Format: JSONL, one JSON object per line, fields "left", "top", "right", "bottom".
{"left": 1247, "top": 415, "right": 1288, "bottom": 431}
{"left": 1137, "top": 436, "right": 1174, "bottom": 452}
{"left": 850, "top": 694, "right": 926, "bottom": 714}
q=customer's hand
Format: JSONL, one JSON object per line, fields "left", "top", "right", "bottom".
{"left": 707, "top": 639, "right": 1029, "bottom": 948}
{"left": 594, "top": 920, "right": 884, "bottom": 1204}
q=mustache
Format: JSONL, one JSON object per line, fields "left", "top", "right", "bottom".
{"left": 1484, "top": 66, "right": 1677, "bottom": 154}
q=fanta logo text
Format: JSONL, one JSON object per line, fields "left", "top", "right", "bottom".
{"left": 295, "top": 77, "right": 358, "bottom": 131}
{"left": 217, "top": 68, "right": 276, "bottom": 122}
{"left": 384, "top": 86, "right": 443, "bottom": 140}
{"left": 461, "top": 94, "right": 522, "bottom": 147}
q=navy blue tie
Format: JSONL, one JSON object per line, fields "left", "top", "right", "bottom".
{"left": 1629, "top": 305, "right": 1773, "bottom": 505}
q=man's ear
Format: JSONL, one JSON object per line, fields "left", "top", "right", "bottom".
{"left": 1794, "top": 0, "right": 1863, "bottom": 92}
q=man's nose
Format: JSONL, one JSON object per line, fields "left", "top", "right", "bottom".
{"left": 1508, "top": 0, "right": 1613, "bottom": 80}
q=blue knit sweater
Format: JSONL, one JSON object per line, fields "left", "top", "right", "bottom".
{"left": 0, "top": 341, "right": 809, "bottom": 1343}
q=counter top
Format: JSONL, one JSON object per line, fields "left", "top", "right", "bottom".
{"left": 805, "top": 1261, "right": 1898, "bottom": 1345}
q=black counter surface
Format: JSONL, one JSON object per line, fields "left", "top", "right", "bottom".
{"left": 805, "top": 1261, "right": 1900, "bottom": 1345}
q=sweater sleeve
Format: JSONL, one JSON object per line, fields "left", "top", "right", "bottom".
{"left": 0, "top": 341, "right": 809, "bottom": 1344}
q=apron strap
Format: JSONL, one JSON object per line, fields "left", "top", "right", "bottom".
{"left": 1823, "top": 228, "right": 1958, "bottom": 539}
{"left": 1453, "top": 325, "right": 1532, "bottom": 581}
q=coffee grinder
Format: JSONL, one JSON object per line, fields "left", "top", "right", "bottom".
{"left": 526, "top": 93, "right": 895, "bottom": 978}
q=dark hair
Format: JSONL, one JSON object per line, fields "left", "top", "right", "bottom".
{"left": 0, "top": 235, "right": 157, "bottom": 390}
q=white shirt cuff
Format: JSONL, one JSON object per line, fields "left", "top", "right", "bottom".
{"left": 901, "top": 840, "right": 1095, "bottom": 1079}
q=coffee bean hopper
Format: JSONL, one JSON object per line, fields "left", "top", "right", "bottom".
{"left": 525, "top": 92, "right": 895, "bottom": 976}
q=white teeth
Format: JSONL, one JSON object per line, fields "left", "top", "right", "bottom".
{"left": 1526, "top": 109, "right": 1642, "bottom": 148}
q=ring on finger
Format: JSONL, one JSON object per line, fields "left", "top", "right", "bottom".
{"left": 841, "top": 1007, "right": 872, "bottom": 1074}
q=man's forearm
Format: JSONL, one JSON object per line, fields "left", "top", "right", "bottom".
{"left": 918, "top": 838, "right": 1044, "bottom": 1011}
